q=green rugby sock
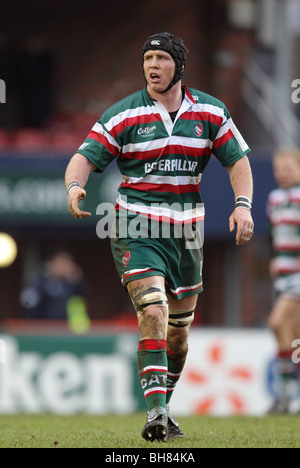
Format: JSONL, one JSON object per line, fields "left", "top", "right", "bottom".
{"left": 137, "top": 339, "right": 167, "bottom": 412}
{"left": 166, "top": 350, "right": 186, "bottom": 405}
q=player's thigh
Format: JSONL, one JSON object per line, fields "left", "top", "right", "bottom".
{"left": 268, "top": 296, "right": 300, "bottom": 331}
{"left": 167, "top": 293, "right": 198, "bottom": 312}
{"left": 127, "top": 275, "right": 166, "bottom": 300}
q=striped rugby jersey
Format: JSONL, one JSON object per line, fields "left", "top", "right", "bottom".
{"left": 267, "top": 185, "right": 300, "bottom": 292}
{"left": 77, "top": 86, "right": 250, "bottom": 223}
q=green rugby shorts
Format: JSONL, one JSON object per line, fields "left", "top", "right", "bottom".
{"left": 110, "top": 211, "right": 204, "bottom": 300}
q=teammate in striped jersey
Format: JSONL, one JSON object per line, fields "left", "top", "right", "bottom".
{"left": 267, "top": 148, "right": 300, "bottom": 413}
{"left": 65, "top": 32, "right": 254, "bottom": 440}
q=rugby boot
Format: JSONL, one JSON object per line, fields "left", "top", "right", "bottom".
{"left": 141, "top": 406, "right": 168, "bottom": 442}
{"left": 167, "top": 412, "right": 186, "bottom": 440}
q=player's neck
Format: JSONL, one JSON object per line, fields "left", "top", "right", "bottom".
{"left": 147, "top": 82, "right": 183, "bottom": 113}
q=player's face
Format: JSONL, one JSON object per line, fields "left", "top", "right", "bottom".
{"left": 273, "top": 154, "right": 300, "bottom": 189}
{"left": 143, "top": 50, "right": 175, "bottom": 93}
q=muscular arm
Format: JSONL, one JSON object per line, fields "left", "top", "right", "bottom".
{"left": 226, "top": 155, "right": 254, "bottom": 246}
{"left": 65, "top": 153, "right": 97, "bottom": 219}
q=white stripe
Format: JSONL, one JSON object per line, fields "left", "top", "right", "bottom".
{"left": 123, "top": 267, "right": 154, "bottom": 277}
{"left": 213, "top": 117, "right": 249, "bottom": 152}
{"left": 185, "top": 102, "right": 225, "bottom": 120}
{"left": 214, "top": 121, "right": 229, "bottom": 140}
{"left": 121, "top": 173, "right": 202, "bottom": 186}
{"left": 117, "top": 195, "right": 205, "bottom": 222}
{"left": 228, "top": 119, "right": 249, "bottom": 152}
{"left": 274, "top": 239, "right": 300, "bottom": 249}
{"left": 91, "top": 122, "right": 121, "bottom": 151}
{"left": 273, "top": 257, "right": 299, "bottom": 272}
{"left": 274, "top": 273, "right": 300, "bottom": 292}
{"left": 140, "top": 365, "right": 168, "bottom": 373}
{"left": 167, "top": 372, "right": 182, "bottom": 377}
{"left": 154, "top": 100, "right": 174, "bottom": 136}
{"left": 105, "top": 105, "right": 158, "bottom": 132}
{"left": 169, "top": 282, "right": 203, "bottom": 295}
{"left": 268, "top": 189, "right": 288, "bottom": 205}
{"left": 144, "top": 387, "right": 167, "bottom": 397}
{"left": 271, "top": 209, "right": 300, "bottom": 224}
{"left": 122, "top": 135, "right": 213, "bottom": 155}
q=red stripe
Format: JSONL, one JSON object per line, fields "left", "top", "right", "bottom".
{"left": 138, "top": 339, "right": 167, "bottom": 351}
{"left": 122, "top": 268, "right": 158, "bottom": 282}
{"left": 110, "top": 113, "right": 162, "bottom": 138}
{"left": 139, "top": 367, "right": 168, "bottom": 377}
{"left": 275, "top": 268, "right": 298, "bottom": 274}
{"left": 275, "top": 245, "right": 300, "bottom": 252}
{"left": 180, "top": 111, "right": 223, "bottom": 126}
{"left": 120, "top": 182, "right": 200, "bottom": 194}
{"left": 213, "top": 129, "right": 234, "bottom": 149}
{"left": 87, "top": 130, "right": 120, "bottom": 157}
{"left": 185, "top": 87, "right": 196, "bottom": 104}
{"left": 271, "top": 219, "right": 300, "bottom": 227}
{"left": 169, "top": 283, "right": 203, "bottom": 296}
{"left": 278, "top": 350, "right": 293, "bottom": 359}
{"left": 122, "top": 145, "right": 211, "bottom": 160}
{"left": 145, "top": 390, "right": 167, "bottom": 398}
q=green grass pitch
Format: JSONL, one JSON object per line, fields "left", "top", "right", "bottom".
{"left": 0, "top": 414, "right": 299, "bottom": 448}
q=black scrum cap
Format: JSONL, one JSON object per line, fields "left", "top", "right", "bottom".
{"left": 142, "top": 32, "right": 187, "bottom": 92}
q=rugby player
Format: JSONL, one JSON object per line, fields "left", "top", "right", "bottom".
{"left": 267, "top": 148, "right": 300, "bottom": 413}
{"left": 65, "top": 32, "right": 254, "bottom": 441}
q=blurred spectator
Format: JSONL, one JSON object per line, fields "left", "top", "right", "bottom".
{"left": 266, "top": 148, "right": 300, "bottom": 413}
{"left": 20, "top": 249, "right": 90, "bottom": 333}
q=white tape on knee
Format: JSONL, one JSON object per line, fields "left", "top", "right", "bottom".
{"left": 132, "top": 286, "right": 168, "bottom": 318}
{"left": 168, "top": 309, "right": 195, "bottom": 328}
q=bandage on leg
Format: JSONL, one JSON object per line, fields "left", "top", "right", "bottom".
{"left": 132, "top": 286, "right": 169, "bottom": 318}
{"left": 168, "top": 308, "right": 195, "bottom": 328}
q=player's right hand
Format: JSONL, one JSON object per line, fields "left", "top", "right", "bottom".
{"left": 68, "top": 187, "right": 91, "bottom": 219}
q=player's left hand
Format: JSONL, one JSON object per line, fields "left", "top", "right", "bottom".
{"left": 229, "top": 207, "right": 254, "bottom": 246}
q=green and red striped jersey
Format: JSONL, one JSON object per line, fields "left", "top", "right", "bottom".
{"left": 77, "top": 86, "right": 250, "bottom": 223}
{"left": 267, "top": 185, "right": 300, "bottom": 286}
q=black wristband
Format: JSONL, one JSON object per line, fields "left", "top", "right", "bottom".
{"left": 67, "top": 181, "right": 81, "bottom": 196}
{"left": 235, "top": 202, "right": 252, "bottom": 212}
{"left": 235, "top": 196, "right": 252, "bottom": 212}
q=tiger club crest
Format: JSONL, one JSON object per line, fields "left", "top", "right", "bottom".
{"left": 193, "top": 122, "right": 203, "bottom": 137}
{"left": 122, "top": 250, "right": 131, "bottom": 268}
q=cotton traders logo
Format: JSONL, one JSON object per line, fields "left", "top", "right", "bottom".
{"left": 193, "top": 122, "right": 203, "bottom": 138}
{"left": 137, "top": 125, "right": 157, "bottom": 138}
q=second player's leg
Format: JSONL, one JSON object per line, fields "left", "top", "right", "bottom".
{"left": 268, "top": 296, "right": 300, "bottom": 349}
{"left": 166, "top": 294, "right": 198, "bottom": 395}
{"left": 165, "top": 294, "right": 198, "bottom": 438}
{"left": 267, "top": 296, "right": 300, "bottom": 413}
